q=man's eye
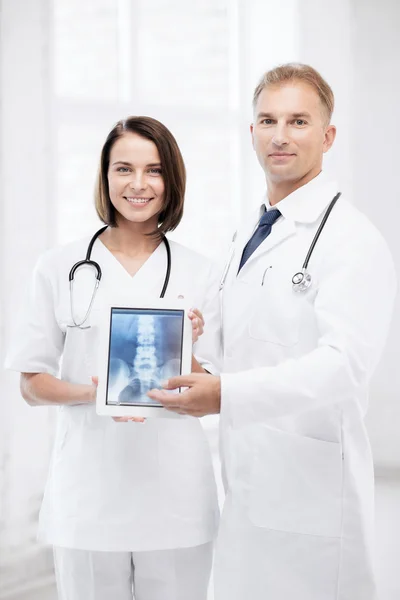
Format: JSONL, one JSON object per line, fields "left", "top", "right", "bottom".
{"left": 295, "top": 119, "right": 306, "bottom": 126}
{"left": 261, "top": 119, "right": 273, "bottom": 125}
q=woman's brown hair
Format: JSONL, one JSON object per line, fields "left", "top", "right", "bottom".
{"left": 95, "top": 116, "right": 186, "bottom": 235}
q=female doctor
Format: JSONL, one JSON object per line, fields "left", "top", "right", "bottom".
{"left": 5, "top": 116, "right": 221, "bottom": 600}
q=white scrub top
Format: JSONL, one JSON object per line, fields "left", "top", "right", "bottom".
{"left": 5, "top": 236, "right": 221, "bottom": 552}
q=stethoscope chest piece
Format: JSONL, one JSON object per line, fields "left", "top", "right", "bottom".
{"left": 292, "top": 269, "right": 312, "bottom": 293}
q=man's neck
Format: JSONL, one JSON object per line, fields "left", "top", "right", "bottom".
{"left": 267, "top": 168, "right": 322, "bottom": 206}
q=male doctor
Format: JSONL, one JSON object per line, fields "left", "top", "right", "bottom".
{"left": 148, "top": 64, "right": 397, "bottom": 600}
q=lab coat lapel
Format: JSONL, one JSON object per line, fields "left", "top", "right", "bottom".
{"left": 242, "top": 217, "right": 296, "bottom": 269}
{"left": 231, "top": 208, "right": 264, "bottom": 276}
{"left": 237, "top": 174, "right": 339, "bottom": 273}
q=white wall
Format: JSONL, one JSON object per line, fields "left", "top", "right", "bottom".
{"left": 298, "top": 0, "right": 355, "bottom": 195}
{"left": 0, "top": 0, "right": 56, "bottom": 596}
{"left": 351, "top": 0, "right": 400, "bottom": 472}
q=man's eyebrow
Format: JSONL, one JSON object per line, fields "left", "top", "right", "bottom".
{"left": 257, "top": 112, "right": 274, "bottom": 119}
{"left": 256, "top": 112, "right": 312, "bottom": 119}
{"left": 291, "top": 112, "right": 312, "bottom": 119}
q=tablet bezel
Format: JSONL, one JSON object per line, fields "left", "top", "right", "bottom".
{"left": 96, "top": 297, "right": 191, "bottom": 418}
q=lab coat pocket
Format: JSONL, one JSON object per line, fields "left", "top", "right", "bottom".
{"left": 247, "top": 271, "right": 299, "bottom": 347}
{"left": 249, "top": 426, "right": 343, "bottom": 538}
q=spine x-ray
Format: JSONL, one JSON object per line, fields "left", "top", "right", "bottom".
{"left": 106, "top": 308, "right": 184, "bottom": 406}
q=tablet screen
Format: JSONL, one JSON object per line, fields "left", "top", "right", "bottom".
{"left": 105, "top": 307, "right": 185, "bottom": 407}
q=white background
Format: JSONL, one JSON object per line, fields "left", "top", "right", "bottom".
{"left": 0, "top": 0, "right": 399, "bottom": 598}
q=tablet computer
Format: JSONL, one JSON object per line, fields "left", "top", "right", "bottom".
{"left": 96, "top": 298, "right": 192, "bottom": 418}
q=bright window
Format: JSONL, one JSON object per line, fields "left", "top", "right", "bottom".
{"left": 53, "top": 0, "right": 242, "bottom": 261}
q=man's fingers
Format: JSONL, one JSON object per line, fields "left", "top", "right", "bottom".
{"left": 161, "top": 375, "right": 196, "bottom": 390}
{"left": 164, "top": 406, "right": 187, "bottom": 415}
{"left": 147, "top": 389, "right": 175, "bottom": 403}
{"left": 147, "top": 387, "right": 192, "bottom": 406}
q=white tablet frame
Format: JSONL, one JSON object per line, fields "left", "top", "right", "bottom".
{"left": 96, "top": 297, "right": 192, "bottom": 418}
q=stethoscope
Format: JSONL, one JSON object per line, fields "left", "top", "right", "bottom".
{"left": 219, "top": 192, "right": 341, "bottom": 294}
{"left": 291, "top": 191, "right": 341, "bottom": 292}
{"left": 69, "top": 226, "right": 172, "bottom": 328}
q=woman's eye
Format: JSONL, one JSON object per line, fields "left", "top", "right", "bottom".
{"left": 117, "top": 167, "right": 130, "bottom": 173}
{"left": 149, "top": 168, "right": 162, "bottom": 175}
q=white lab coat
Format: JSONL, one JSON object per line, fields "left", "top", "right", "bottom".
{"left": 5, "top": 237, "right": 221, "bottom": 552}
{"left": 214, "top": 173, "right": 397, "bottom": 600}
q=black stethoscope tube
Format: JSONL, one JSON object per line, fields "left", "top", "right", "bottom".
{"left": 69, "top": 226, "right": 171, "bottom": 298}
{"left": 302, "top": 192, "right": 341, "bottom": 270}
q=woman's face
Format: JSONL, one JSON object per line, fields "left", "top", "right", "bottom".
{"left": 107, "top": 132, "right": 165, "bottom": 228}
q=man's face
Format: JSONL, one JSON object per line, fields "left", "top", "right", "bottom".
{"left": 251, "top": 82, "right": 336, "bottom": 185}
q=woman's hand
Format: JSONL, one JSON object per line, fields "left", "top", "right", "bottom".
{"left": 90, "top": 376, "right": 98, "bottom": 402}
{"left": 112, "top": 415, "right": 146, "bottom": 423}
{"left": 189, "top": 308, "right": 204, "bottom": 343}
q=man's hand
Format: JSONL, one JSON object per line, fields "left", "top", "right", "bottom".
{"left": 147, "top": 373, "right": 221, "bottom": 417}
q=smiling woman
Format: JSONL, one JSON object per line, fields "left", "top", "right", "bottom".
{"left": 5, "top": 114, "right": 222, "bottom": 600}
{"left": 109, "top": 135, "right": 165, "bottom": 214}
{"left": 96, "top": 116, "right": 186, "bottom": 235}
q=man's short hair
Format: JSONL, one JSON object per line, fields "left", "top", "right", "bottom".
{"left": 253, "top": 63, "right": 334, "bottom": 124}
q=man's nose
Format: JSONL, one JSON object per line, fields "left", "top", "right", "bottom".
{"left": 272, "top": 124, "right": 289, "bottom": 147}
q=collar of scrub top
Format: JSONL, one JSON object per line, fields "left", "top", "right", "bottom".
{"left": 234, "top": 171, "right": 340, "bottom": 274}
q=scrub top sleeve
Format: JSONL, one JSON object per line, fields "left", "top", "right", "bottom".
{"left": 193, "top": 262, "right": 222, "bottom": 375}
{"left": 4, "top": 255, "right": 65, "bottom": 376}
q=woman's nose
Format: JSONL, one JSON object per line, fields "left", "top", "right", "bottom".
{"left": 129, "top": 172, "right": 147, "bottom": 191}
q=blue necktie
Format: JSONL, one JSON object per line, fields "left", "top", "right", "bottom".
{"left": 238, "top": 209, "right": 281, "bottom": 271}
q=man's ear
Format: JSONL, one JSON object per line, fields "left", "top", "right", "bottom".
{"left": 323, "top": 124, "right": 336, "bottom": 153}
{"left": 250, "top": 123, "right": 255, "bottom": 149}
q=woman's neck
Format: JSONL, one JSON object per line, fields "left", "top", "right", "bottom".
{"left": 100, "top": 218, "right": 161, "bottom": 258}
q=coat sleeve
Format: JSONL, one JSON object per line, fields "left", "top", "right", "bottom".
{"left": 4, "top": 253, "right": 65, "bottom": 376}
{"left": 221, "top": 232, "right": 397, "bottom": 424}
{"left": 193, "top": 262, "right": 223, "bottom": 376}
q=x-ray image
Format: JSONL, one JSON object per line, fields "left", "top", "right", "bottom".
{"left": 106, "top": 308, "right": 184, "bottom": 406}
